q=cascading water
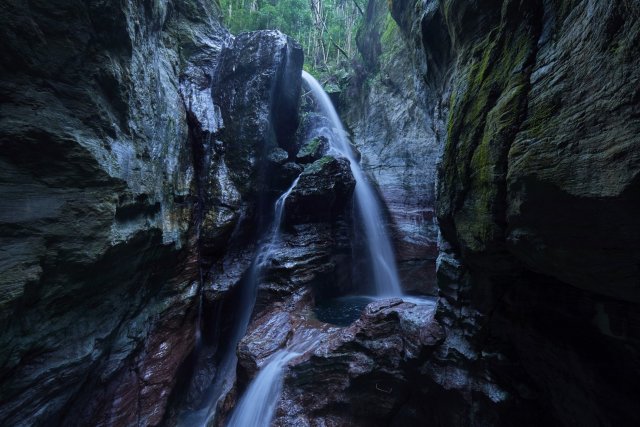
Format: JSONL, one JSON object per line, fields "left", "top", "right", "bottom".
{"left": 226, "top": 329, "right": 320, "bottom": 427}
{"left": 301, "top": 71, "right": 403, "bottom": 297}
{"left": 181, "top": 176, "right": 300, "bottom": 427}
{"left": 227, "top": 351, "right": 298, "bottom": 427}
{"left": 188, "top": 73, "right": 404, "bottom": 427}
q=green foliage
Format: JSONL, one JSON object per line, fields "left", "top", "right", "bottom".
{"left": 379, "top": 12, "right": 402, "bottom": 64}
{"left": 219, "top": 0, "right": 312, "bottom": 36}
{"left": 302, "top": 155, "right": 335, "bottom": 175}
{"left": 218, "top": 0, "right": 363, "bottom": 74}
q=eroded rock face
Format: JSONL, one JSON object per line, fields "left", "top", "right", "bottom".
{"left": 343, "top": 0, "right": 446, "bottom": 294}
{"left": 286, "top": 156, "right": 356, "bottom": 224}
{"left": 195, "top": 30, "right": 304, "bottom": 262}
{"left": 213, "top": 31, "right": 303, "bottom": 197}
{"left": 158, "top": 30, "right": 308, "bottom": 422}
{"left": 401, "top": 0, "right": 640, "bottom": 424}
{"left": 505, "top": 2, "right": 640, "bottom": 301}
{"left": 0, "top": 1, "right": 232, "bottom": 424}
{"left": 280, "top": 298, "right": 442, "bottom": 424}
{"left": 257, "top": 221, "right": 354, "bottom": 306}
{"left": 0, "top": 2, "right": 312, "bottom": 426}
{"left": 437, "top": 0, "right": 640, "bottom": 298}
{"left": 232, "top": 291, "right": 442, "bottom": 427}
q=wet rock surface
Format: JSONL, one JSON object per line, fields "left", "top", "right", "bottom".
{"left": 286, "top": 156, "right": 356, "bottom": 224}
{"left": 212, "top": 30, "right": 303, "bottom": 197}
{"left": 296, "top": 136, "right": 329, "bottom": 164}
{"left": 257, "top": 221, "right": 354, "bottom": 305}
{"left": 2, "top": 0, "right": 639, "bottom": 425}
{"left": 0, "top": 1, "right": 231, "bottom": 424}
{"left": 436, "top": 0, "right": 640, "bottom": 297}
{"left": 161, "top": 31, "right": 309, "bottom": 423}
{"left": 196, "top": 30, "right": 304, "bottom": 261}
{"left": 405, "top": 0, "right": 640, "bottom": 425}
{"left": 0, "top": 1, "right": 308, "bottom": 425}
{"left": 230, "top": 287, "right": 442, "bottom": 427}
{"left": 284, "top": 299, "right": 442, "bottom": 425}
{"left": 343, "top": 0, "right": 445, "bottom": 295}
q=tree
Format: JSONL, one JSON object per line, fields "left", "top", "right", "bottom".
{"left": 218, "top": 0, "right": 363, "bottom": 74}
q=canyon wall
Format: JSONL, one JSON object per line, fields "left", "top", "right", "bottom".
{"left": 0, "top": 1, "right": 228, "bottom": 424}
{"left": 300, "top": 0, "right": 640, "bottom": 424}
{"left": 342, "top": 0, "right": 446, "bottom": 294}
{"left": 1, "top": 0, "right": 638, "bottom": 426}
{"left": 401, "top": 0, "right": 640, "bottom": 424}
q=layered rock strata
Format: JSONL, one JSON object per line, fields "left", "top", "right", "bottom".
{"left": 0, "top": 1, "right": 230, "bottom": 424}
{"left": 343, "top": 0, "right": 447, "bottom": 294}
{"left": 390, "top": 0, "right": 640, "bottom": 424}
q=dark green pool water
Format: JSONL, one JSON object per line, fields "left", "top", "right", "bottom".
{"left": 313, "top": 296, "right": 376, "bottom": 326}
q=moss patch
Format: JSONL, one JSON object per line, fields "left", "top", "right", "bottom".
{"left": 438, "top": 0, "right": 543, "bottom": 264}
{"left": 380, "top": 12, "right": 403, "bottom": 65}
{"left": 297, "top": 136, "right": 326, "bottom": 161}
{"left": 302, "top": 155, "right": 336, "bottom": 175}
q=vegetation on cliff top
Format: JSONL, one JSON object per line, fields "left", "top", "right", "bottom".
{"left": 218, "top": 0, "right": 364, "bottom": 76}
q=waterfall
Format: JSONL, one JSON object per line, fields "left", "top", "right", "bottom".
{"left": 301, "top": 71, "right": 403, "bottom": 297}
{"left": 226, "top": 351, "right": 298, "bottom": 427}
{"left": 182, "top": 176, "right": 300, "bottom": 427}
{"left": 226, "top": 329, "right": 321, "bottom": 427}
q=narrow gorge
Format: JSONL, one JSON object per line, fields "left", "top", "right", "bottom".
{"left": 0, "top": 1, "right": 638, "bottom": 426}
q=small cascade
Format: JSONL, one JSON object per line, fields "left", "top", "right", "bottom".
{"left": 301, "top": 71, "right": 403, "bottom": 297}
{"left": 256, "top": 176, "right": 300, "bottom": 269}
{"left": 182, "top": 176, "right": 300, "bottom": 427}
{"left": 194, "top": 269, "right": 204, "bottom": 350}
{"left": 226, "top": 329, "right": 321, "bottom": 427}
{"left": 226, "top": 351, "right": 297, "bottom": 427}
{"left": 192, "top": 131, "right": 212, "bottom": 352}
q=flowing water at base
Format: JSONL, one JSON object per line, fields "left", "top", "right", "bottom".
{"left": 301, "top": 71, "right": 403, "bottom": 297}
{"left": 180, "top": 177, "right": 300, "bottom": 427}
{"left": 226, "top": 329, "right": 322, "bottom": 427}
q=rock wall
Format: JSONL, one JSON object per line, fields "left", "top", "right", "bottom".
{"left": 164, "top": 30, "right": 366, "bottom": 423}
{"left": 343, "top": 0, "right": 447, "bottom": 294}
{"left": 0, "top": 1, "right": 227, "bottom": 425}
{"left": 2, "top": 0, "right": 638, "bottom": 425}
{"left": 389, "top": 0, "right": 640, "bottom": 424}
{"left": 436, "top": 0, "right": 640, "bottom": 301}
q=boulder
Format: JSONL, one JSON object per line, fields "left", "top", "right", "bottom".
{"left": 212, "top": 30, "right": 304, "bottom": 197}
{"left": 276, "top": 296, "right": 443, "bottom": 426}
{"left": 197, "top": 30, "right": 304, "bottom": 259}
{"left": 296, "top": 136, "right": 329, "bottom": 164}
{"left": 286, "top": 156, "right": 356, "bottom": 224}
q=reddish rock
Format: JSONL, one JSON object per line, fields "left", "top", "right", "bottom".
{"left": 228, "top": 288, "right": 443, "bottom": 427}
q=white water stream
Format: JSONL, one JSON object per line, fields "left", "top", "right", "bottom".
{"left": 187, "top": 72, "right": 404, "bottom": 427}
{"left": 226, "top": 329, "right": 320, "bottom": 427}
{"left": 301, "top": 71, "right": 403, "bottom": 297}
{"left": 183, "top": 177, "right": 300, "bottom": 427}
{"left": 223, "top": 72, "right": 406, "bottom": 427}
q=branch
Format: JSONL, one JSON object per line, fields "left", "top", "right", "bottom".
{"left": 351, "top": 0, "right": 364, "bottom": 17}
{"left": 332, "top": 41, "right": 350, "bottom": 60}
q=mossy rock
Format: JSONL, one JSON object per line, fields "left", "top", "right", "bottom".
{"left": 296, "top": 136, "right": 329, "bottom": 164}
{"left": 301, "top": 155, "right": 336, "bottom": 176}
{"left": 437, "top": 0, "right": 540, "bottom": 273}
{"left": 286, "top": 156, "right": 355, "bottom": 224}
